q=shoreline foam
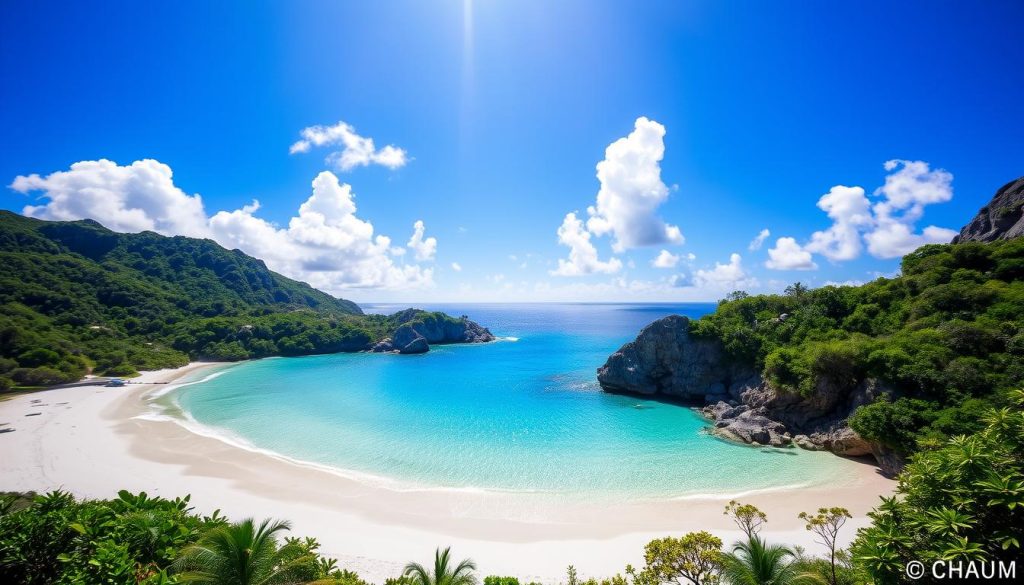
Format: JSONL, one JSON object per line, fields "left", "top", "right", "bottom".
{"left": 0, "top": 361, "right": 896, "bottom": 583}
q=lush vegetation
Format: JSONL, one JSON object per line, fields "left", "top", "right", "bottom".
{"left": 0, "top": 212, "right": 468, "bottom": 389}
{"left": 851, "top": 390, "right": 1024, "bottom": 583}
{"left": 2, "top": 392, "right": 1021, "bottom": 583}
{"left": 689, "top": 238, "right": 1024, "bottom": 456}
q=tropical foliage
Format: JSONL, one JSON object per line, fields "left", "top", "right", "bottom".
{"left": 0, "top": 490, "right": 364, "bottom": 585}
{"left": 851, "top": 390, "right": 1024, "bottom": 583}
{"left": 403, "top": 548, "right": 478, "bottom": 585}
{"left": 690, "top": 238, "right": 1024, "bottom": 455}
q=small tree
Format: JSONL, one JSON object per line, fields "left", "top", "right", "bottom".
{"left": 642, "top": 531, "right": 723, "bottom": 585}
{"left": 798, "top": 507, "right": 851, "bottom": 585}
{"left": 567, "top": 565, "right": 579, "bottom": 585}
{"left": 723, "top": 500, "right": 767, "bottom": 541}
{"left": 784, "top": 282, "right": 809, "bottom": 297}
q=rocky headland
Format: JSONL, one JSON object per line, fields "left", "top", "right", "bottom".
{"left": 596, "top": 315, "right": 902, "bottom": 475}
{"left": 371, "top": 308, "right": 495, "bottom": 354}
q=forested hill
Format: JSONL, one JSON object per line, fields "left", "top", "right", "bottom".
{"left": 0, "top": 211, "right": 487, "bottom": 389}
{"left": 0, "top": 211, "right": 362, "bottom": 316}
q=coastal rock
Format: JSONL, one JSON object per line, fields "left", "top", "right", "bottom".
{"left": 390, "top": 309, "right": 496, "bottom": 344}
{"left": 952, "top": 176, "right": 1024, "bottom": 243}
{"left": 792, "top": 434, "right": 822, "bottom": 451}
{"left": 601, "top": 314, "right": 897, "bottom": 470}
{"left": 380, "top": 309, "right": 496, "bottom": 354}
{"left": 392, "top": 325, "right": 429, "bottom": 354}
{"left": 597, "top": 316, "right": 741, "bottom": 401}
{"left": 712, "top": 409, "right": 790, "bottom": 446}
{"left": 370, "top": 338, "right": 395, "bottom": 353}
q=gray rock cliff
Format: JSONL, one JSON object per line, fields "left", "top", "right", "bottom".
{"left": 952, "top": 176, "right": 1024, "bottom": 243}
{"left": 597, "top": 315, "right": 903, "bottom": 475}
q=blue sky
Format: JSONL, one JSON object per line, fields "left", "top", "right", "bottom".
{"left": 2, "top": 1, "right": 1022, "bottom": 303}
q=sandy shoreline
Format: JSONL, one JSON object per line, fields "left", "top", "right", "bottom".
{"left": 0, "top": 362, "right": 895, "bottom": 583}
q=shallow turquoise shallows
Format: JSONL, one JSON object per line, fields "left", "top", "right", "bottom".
{"left": 169, "top": 303, "right": 857, "bottom": 500}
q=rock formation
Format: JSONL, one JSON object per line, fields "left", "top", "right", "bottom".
{"left": 371, "top": 309, "right": 495, "bottom": 354}
{"left": 597, "top": 315, "right": 905, "bottom": 475}
{"left": 952, "top": 176, "right": 1024, "bottom": 243}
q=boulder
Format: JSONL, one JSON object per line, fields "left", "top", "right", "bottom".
{"left": 392, "top": 325, "right": 429, "bottom": 354}
{"left": 370, "top": 338, "right": 395, "bottom": 353}
{"left": 398, "top": 336, "right": 429, "bottom": 354}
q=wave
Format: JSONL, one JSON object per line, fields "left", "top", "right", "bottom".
{"left": 665, "top": 482, "right": 813, "bottom": 501}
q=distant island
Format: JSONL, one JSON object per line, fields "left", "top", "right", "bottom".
{"left": 599, "top": 176, "right": 1024, "bottom": 475}
{"left": 0, "top": 211, "right": 492, "bottom": 391}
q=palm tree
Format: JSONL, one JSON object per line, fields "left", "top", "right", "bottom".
{"left": 172, "top": 518, "right": 313, "bottom": 585}
{"left": 720, "top": 536, "right": 806, "bottom": 585}
{"left": 403, "top": 547, "right": 478, "bottom": 585}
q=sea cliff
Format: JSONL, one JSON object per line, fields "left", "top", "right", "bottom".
{"left": 597, "top": 315, "right": 899, "bottom": 474}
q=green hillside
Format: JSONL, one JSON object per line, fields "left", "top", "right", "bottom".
{"left": 0, "top": 211, "right": 460, "bottom": 388}
{"left": 691, "top": 237, "right": 1024, "bottom": 456}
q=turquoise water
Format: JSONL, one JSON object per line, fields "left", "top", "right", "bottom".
{"left": 170, "top": 303, "right": 857, "bottom": 500}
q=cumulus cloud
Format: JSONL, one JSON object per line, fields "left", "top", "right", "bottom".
{"left": 748, "top": 228, "right": 770, "bottom": 251}
{"left": 11, "top": 159, "right": 434, "bottom": 292}
{"left": 406, "top": 220, "right": 437, "bottom": 261}
{"left": 550, "top": 212, "right": 623, "bottom": 276}
{"left": 864, "top": 160, "right": 957, "bottom": 258}
{"left": 451, "top": 262, "right": 462, "bottom": 272}
{"left": 289, "top": 121, "right": 408, "bottom": 171}
{"left": 652, "top": 249, "right": 680, "bottom": 268}
{"left": 801, "top": 185, "right": 873, "bottom": 262}
{"left": 13, "top": 159, "right": 210, "bottom": 238}
{"left": 584, "top": 117, "right": 683, "bottom": 252}
{"left": 765, "top": 160, "right": 956, "bottom": 269}
{"left": 694, "top": 253, "right": 757, "bottom": 290}
{"left": 765, "top": 237, "right": 818, "bottom": 270}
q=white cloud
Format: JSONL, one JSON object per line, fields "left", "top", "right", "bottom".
{"left": 864, "top": 160, "right": 956, "bottom": 258}
{"left": 289, "top": 121, "right": 408, "bottom": 171}
{"left": 550, "top": 212, "right": 623, "bottom": 276}
{"left": 864, "top": 222, "right": 957, "bottom": 259}
{"left": 748, "top": 228, "right": 771, "bottom": 251}
{"left": 652, "top": 249, "right": 680, "bottom": 268}
{"left": 766, "top": 160, "right": 956, "bottom": 268}
{"left": 694, "top": 253, "right": 757, "bottom": 290}
{"left": 451, "top": 262, "right": 462, "bottom": 272}
{"left": 406, "top": 220, "right": 437, "bottom": 261}
{"left": 14, "top": 159, "right": 210, "bottom": 238}
{"left": 765, "top": 237, "right": 818, "bottom": 270}
{"left": 584, "top": 117, "right": 683, "bottom": 252}
{"left": 686, "top": 252, "right": 696, "bottom": 261}
{"left": 12, "top": 159, "right": 434, "bottom": 292}
{"left": 803, "top": 185, "right": 873, "bottom": 261}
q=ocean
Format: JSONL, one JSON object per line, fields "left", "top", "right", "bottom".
{"left": 161, "top": 303, "right": 857, "bottom": 501}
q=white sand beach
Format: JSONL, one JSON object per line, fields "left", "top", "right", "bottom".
{"left": 0, "top": 363, "right": 896, "bottom": 584}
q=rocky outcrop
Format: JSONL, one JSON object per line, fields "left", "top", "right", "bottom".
{"left": 596, "top": 316, "right": 751, "bottom": 402}
{"left": 371, "top": 309, "right": 495, "bottom": 354}
{"left": 952, "top": 176, "right": 1024, "bottom": 243}
{"left": 598, "top": 315, "right": 900, "bottom": 474}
